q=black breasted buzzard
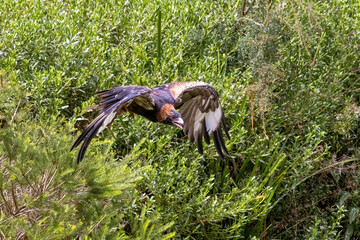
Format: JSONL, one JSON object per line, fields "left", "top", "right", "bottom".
{"left": 71, "top": 82, "right": 230, "bottom": 163}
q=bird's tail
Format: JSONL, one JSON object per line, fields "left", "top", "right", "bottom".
{"left": 71, "top": 86, "right": 152, "bottom": 163}
{"left": 70, "top": 103, "right": 119, "bottom": 164}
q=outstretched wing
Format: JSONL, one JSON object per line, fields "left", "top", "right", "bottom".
{"left": 163, "top": 81, "right": 230, "bottom": 159}
{"left": 71, "top": 86, "right": 154, "bottom": 163}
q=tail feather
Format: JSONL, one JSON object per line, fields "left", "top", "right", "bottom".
{"left": 71, "top": 86, "right": 152, "bottom": 163}
{"left": 97, "top": 86, "right": 151, "bottom": 112}
{"left": 70, "top": 113, "right": 106, "bottom": 151}
{"left": 76, "top": 115, "right": 107, "bottom": 164}
{"left": 71, "top": 105, "right": 119, "bottom": 163}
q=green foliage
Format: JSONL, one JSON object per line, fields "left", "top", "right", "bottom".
{"left": 0, "top": 0, "right": 360, "bottom": 239}
{"left": 0, "top": 85, "right": 171, "bottom": 238}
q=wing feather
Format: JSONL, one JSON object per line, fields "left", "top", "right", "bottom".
{"left": 180, "top": 100, "right": 194, "bottom": 134}
{"left": 161, "top": 81, "right": 209, "bottom": 101}
{"left": 196, "top": 131, "right": 203, "bottom": 155}
{"left": 212, "top": 130, "right": 224, "bottom": 160}
{"left": 166, "top": 81, "right": 230, "bottom": 159}
{"left": 71, "top": 86, "right": 154, "bottom": 163}
{"left": 202, "top": 118, "right": 210, "bottom": 144}
{"left": 217, "top": 127, "right": 229, "bottom": 155}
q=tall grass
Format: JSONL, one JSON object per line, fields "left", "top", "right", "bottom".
{"left": 0, "top": 0, "right": 359, "bottom": 239}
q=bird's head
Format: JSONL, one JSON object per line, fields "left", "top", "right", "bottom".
{"left": 166, "top": 110, "right": 184, "bottom": 129}
{"left": 156, "top": 104, "right": 184, "bottom": 129}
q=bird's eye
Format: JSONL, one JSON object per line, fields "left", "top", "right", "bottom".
{"left": 163, "top": 117, "right": 172, "bottom": 124}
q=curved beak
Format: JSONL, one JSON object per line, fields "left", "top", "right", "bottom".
{"left": 172, "top": 117, "right": 184, "bottom": 129}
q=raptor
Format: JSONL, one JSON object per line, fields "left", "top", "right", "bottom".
{"left": 71, "top": 81, "right": 230, "bottom": 163}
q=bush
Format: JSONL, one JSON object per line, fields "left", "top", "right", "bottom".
{"left": 0, "top": 0, "right": 359, "bottom": 239}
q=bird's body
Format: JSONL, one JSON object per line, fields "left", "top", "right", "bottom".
{"left": 71, "top": 81, "right": 230, "bottom": 163}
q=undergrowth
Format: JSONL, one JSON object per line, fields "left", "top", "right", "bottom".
{"left": 0, "top": 0, "right": 359, "bottom": 239}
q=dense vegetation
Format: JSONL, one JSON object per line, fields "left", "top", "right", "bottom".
{"left": 1, "top": 0, "right": 359, "bottom": 239}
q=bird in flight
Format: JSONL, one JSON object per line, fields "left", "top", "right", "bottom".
{"left": 71, "top": 81, "right": 230, "bottom": 163}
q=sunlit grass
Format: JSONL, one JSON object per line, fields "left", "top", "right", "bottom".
{"left": 0, "top": 0, "right": 359, "bottom": 239}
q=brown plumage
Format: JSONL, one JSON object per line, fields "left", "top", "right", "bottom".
{"left": 71, "top": 81, "right": 230, "bottom": 163}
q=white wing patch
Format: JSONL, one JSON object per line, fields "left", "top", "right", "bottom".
{"left": 182, "top": 99, "right": 222, "bottom": 138}
{"left": 192, "top": 105, "right": 222, "bottom": 137}
{"left": 173, "top": 83, "right": 229, "bottom": 159}
{"left": 97, "top": 110, "right": 117, "bottom": 135}
{"left": 204, "top": 106, "right": 222, "bottom": 134}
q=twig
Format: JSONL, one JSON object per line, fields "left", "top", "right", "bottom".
{"left": 88, "top": 215, "right": 107, "bottom": 234}
{"left": 240, "top": 17, "right": 264, "bottom": 27}
{"left": 44, "top": 167, "right": 58, "bottom": 192}
{"left": 0, "top": 187, "right": 13, "bottom": 215}
{"left": 10, "top": 99, "right": 21, "bottom": 124}
{"left": 21, "top": 170, "right": 38, "bottom": 195}
{"left": 267, "top": 0, "right": 274, "bottom": 10}
{"left": 242, "top": 0, "right": 247, "bottom": 16}
{"left": 242, "top": 0, "right": 256, "bottom": 16}
{"left": 11, "top": 183, "right": 18, "bottom": 212}
{"left": 0, "top": 230, "right": 5, "bottom": 240}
